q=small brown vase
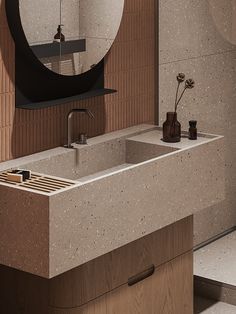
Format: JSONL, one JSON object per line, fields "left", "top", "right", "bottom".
{"left": 162, "top": 112, "right": 181, "bottom": 143}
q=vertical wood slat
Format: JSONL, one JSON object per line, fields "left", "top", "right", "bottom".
{"left": 0, "top": 0, "right": 15, "bottom": 162}
{"left": 0, "top": 0, "right": 156, "bottom": 162}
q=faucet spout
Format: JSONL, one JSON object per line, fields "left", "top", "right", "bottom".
{"left": 66, "top": 108, "right": 94, "bottom": 148}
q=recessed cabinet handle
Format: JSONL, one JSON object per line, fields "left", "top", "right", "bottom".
{"left": 128, "top": 264, "right": 155, "bottom": 286}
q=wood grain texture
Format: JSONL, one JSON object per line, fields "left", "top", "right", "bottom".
{"left": 51, "top": 252, "right": 193, "bottom": 314}
{"left": 0, "top": 264, "right": 48, "bottom": 314}
{"left": 0, "top": 0, "right": 157, "bottom": 162}
{"left": 49, "top": 216, "right": 193, "bottom": 309}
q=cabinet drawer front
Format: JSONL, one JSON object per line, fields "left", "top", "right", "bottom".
{"left": 51, "top": 252, "right": 193, "bottom": 314}
{"left": 49, "top": 216, "right": 193, "bottom": 309}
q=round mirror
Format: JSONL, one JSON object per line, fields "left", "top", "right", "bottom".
{"left": 19, "top": 0, "right": 124, "bottom": 76}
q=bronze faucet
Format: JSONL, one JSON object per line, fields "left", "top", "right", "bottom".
{"left": 66, "top": 109, "right": 94, "bottom": 148}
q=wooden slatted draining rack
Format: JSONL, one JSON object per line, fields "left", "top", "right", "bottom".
{"left": 0, "top": 172, "right": 76, "bottom": 194}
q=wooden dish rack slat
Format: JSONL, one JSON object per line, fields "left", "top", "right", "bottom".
{"left": 0, "top": 172, "right": 76, "bottom": 194}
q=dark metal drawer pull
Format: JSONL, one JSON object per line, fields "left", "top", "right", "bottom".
{"left": 128, "top": 264, "right": 155, "bottom": 286}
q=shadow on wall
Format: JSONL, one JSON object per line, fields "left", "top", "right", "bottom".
{"left": 194, "top": 296, "right": 220, "bottom": 314}
{"left": 194, "top": 275, "right": 226, "bottom": 313}
{"left": 208, "top": 0, "right": 236, "bottom": 45}
{"left": 0, "top": 0, "right": 106, "bottom": 159}
{"left": 10, "top": 96, "right": 107, "bottom": 159}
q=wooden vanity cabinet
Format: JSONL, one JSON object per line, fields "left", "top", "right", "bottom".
{"left": 0, "top": 216, "right": 193, "bottom": 314}
{"left": 52, "top": 252, "right": 193, "bottom": 314}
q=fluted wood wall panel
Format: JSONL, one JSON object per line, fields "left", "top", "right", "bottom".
{"left": 0, "top": 0, "right": 156, "bottom": 162}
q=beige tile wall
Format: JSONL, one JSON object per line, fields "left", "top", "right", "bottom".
{"left": 20, "top": 0, "right": 63, "bottom": 44}
{"left": 0, "top": 0, "right": 156, "bottom": 161}
{"left": 79, "top": 0, "right": 124, "bottom": 72}
{"left": 159, "top": 0, "right": 236, "bottom": 244}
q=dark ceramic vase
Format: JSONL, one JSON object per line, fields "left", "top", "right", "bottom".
{"left": 162, "top": 112, "right": 181, "bottom": 143}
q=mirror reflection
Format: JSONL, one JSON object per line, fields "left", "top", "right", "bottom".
{"left": 19, "top": 0, "right": 124, "bottom": 76}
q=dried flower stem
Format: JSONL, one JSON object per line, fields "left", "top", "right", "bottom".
{"left": 175, "top": 87, "right": 187, "bottom": 112}
{"left": 174, "top": 82, "right": 180, "bottom": 111}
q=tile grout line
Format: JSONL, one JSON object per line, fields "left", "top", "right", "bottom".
{"left": 194, "top": 226, "right": 236, "bottom": 252}
{"left": 159, "top": 48, "right": 236, "bottom": 66}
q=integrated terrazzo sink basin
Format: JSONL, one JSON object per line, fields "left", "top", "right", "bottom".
{"left": 8, "top": 128, "right": 177, "bottom": 182}
{"left": 0, "top": 125, "right": 225, "bottom": 278}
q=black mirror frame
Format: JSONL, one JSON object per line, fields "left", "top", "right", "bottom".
{"left": 5, "top": 0, "right": 116, "bottom": 109}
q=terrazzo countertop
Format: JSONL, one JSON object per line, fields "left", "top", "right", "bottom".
{"left": 0, "top": 125, "right": 225, "bottom": 278}
{"left": 127, "top": 129, "right": 216, "bottom": 149}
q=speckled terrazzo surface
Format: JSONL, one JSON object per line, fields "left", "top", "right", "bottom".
{"left": 159, "top": 0, "right": 236, "bottom": 246}
{"left": 194, "top": 296, "right": 236, "bottom": 314}
{"left": 128, "top": 130, "right": 215, "bottom": 149}
{"left": 194, "top": 231, "right": 236, "bottom": 286}
{"left": 0, "top": 125, "right": 225, "bottom": 278}
{"left": 19, "top": 0, "right": 124, "bottom": 73}
{"left": 0, "top": 124, "right": 153, "bottom": 174}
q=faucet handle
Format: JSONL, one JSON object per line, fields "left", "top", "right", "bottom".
{"left": 77, "top": 133, "right": 88, "bottom": 145}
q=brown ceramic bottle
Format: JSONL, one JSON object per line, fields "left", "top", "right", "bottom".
{"left": 189, "top": 120, "right": 197, "bottom": 140}
{"left": 162, "top": 112, "right": 181, "bottom": 143}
